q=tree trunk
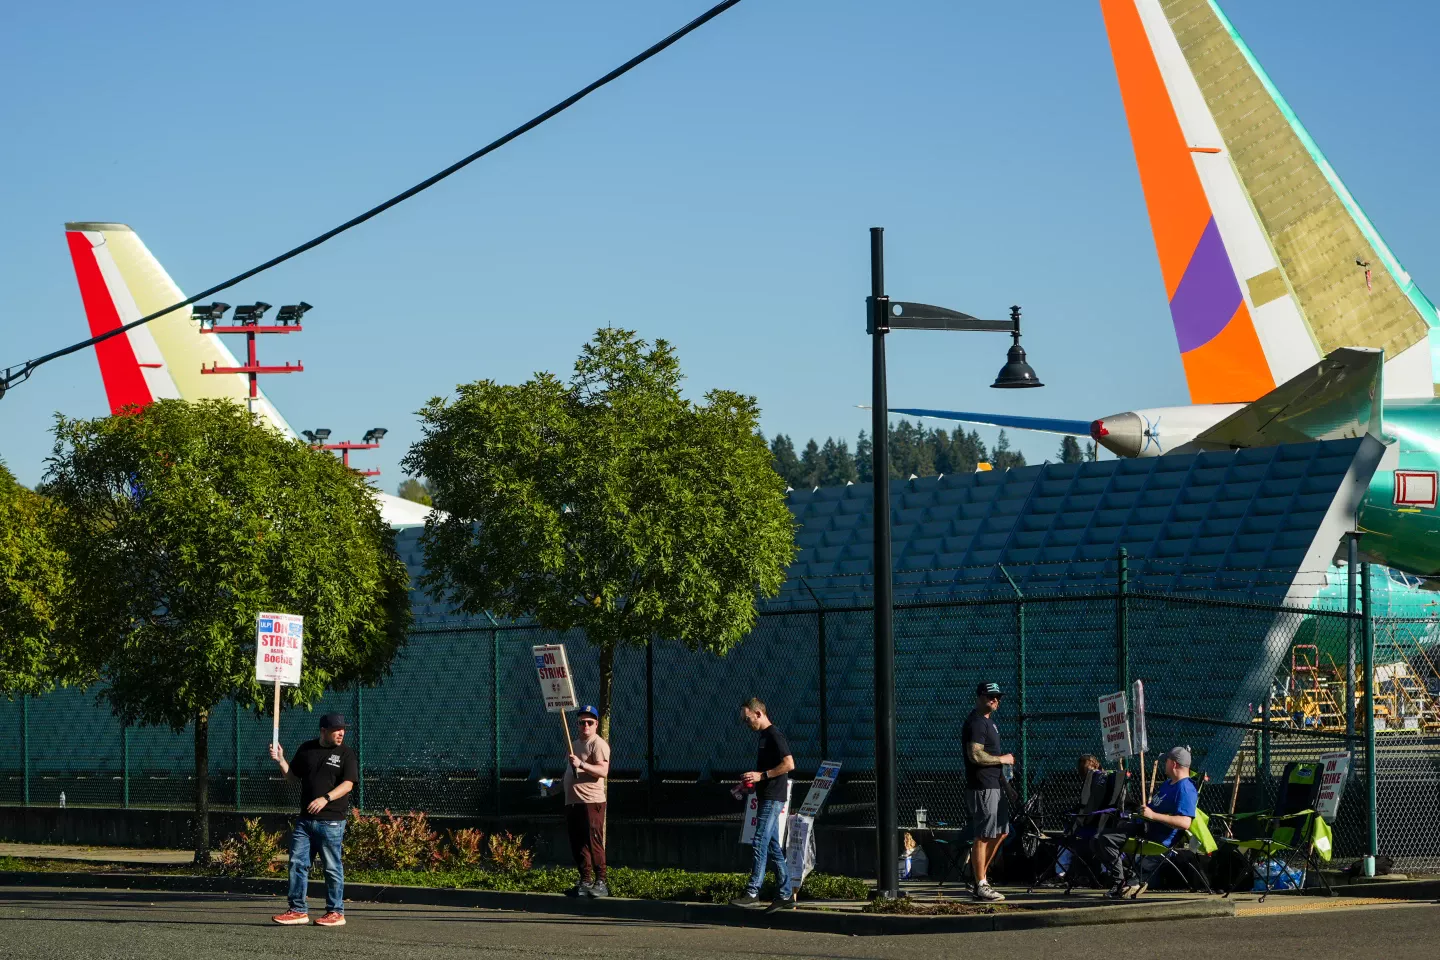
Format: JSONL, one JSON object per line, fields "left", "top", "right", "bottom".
{"left": 597, "top": 642, "right": 614, "bottom": 743}
{"left": 193, "top": 710, "right": 210, "bottom": 865}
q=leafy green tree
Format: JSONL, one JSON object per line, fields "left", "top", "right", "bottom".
{"left": 819, "top": 438, "right": 857, "bottom": 486}
{"left": 798, "top": 438, "right": 822, "bottom": 489}
{"left": 1058, "top": 436, "right": 1084, "bottom": 464}
{"left": 1086, "top": 440, "right": 1098, "bottom": 462}
{"left": 405, "top": 328, "right": 795, "bottom": 742}
{"left": 0, "top": 462, "right": 76, "bottom": 696}
{"left": 397, "top": 477, "right": 433, "bottom": 505}
{"left": 44, "top": 400, "right": 411, "bottom": 863}
{"left": 991, "top": 429, "right": 1027, "bottom": 470}
{"left": 769, "top": 434, "right": 802, "bottom": 488}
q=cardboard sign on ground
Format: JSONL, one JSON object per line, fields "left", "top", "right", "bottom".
{"left": 1099, "top": 691, "right": 1133, "bottom": 762}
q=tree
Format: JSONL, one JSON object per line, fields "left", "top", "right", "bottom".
{"left": 992, "top": 430, "right": 1027, "bottom": 470}
{"left": 1086, "top": 440, "right": 1098, "bottom": 462}
{"left": 0, "top": 462, "right": 76, "bottom": 696}
{"left": 819, "top": 438, "right": 857, "bottom": 486}
{"left": 396, "top": 477, "right": 433, "bottom": 505}
{"left": 798, "top": 439, "right": 822, "bottom": 489}
{"left": 44, "top": 400, "right": 411, "bottom": 863}
{"left": 769, "top": 434, "right": 801, "bottom": 489}
{"left": 855, "top": 430, "right": 873, "bottom": 483}
{"left": 1058, "top": 436, "right": 1084, "bottom": 464}
{"left": 405, "top": 328, "right": 795, "bottom": 743}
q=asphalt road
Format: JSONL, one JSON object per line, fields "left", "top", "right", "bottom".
{"left": 0, "top": 886, "right": 1435, "bottom": 960}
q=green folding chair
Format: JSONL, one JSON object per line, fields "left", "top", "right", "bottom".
{"left": 1122, "top": 771, "right": 1216, "bottom": 897}
{"left": 1213, "top": 760, "right": 1335, "bottom": 900}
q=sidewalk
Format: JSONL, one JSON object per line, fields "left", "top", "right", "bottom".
{"left": 3, "top": 842, "right": 1435, "bottom": 934}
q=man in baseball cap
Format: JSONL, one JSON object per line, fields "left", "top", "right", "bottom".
{"left": 563, "top": 705, "right": 611, "bottom": 898}
{"left": 1093, "top": 745, "right": 1197, "bottom": 897}
{"left": 269, "top": 713, "right": 357, "bottom": 926}
{"left": 964, "top": 681, "right": 1014, "bottom": 902}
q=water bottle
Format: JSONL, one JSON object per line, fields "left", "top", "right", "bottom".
{"left": 59, "top": 791, "right": 66, "bottom": 809}
{"left": 915, "top": 807, "right": 927, "bottom": 829}
{"left": 1003, "top": 763, "right": 1014, "bottom": 782}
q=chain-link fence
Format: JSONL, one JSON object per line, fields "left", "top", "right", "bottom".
{"left": 2, "top": 569, "right": 1437, "bottom": 868}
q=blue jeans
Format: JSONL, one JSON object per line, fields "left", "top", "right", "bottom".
{"left": 289, "top": 817, "right": 346, "bottom": 914}
{"left": 746, "top": 799, "right": 792, "bottom": 899}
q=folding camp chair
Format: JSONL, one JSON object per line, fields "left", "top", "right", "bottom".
{"left": 1028, "top": 768, "right": 1127, "bottom": 894}
{"left": 1212, "top": 761, "right": 1335, "bottom": 900}
{"left": 1121, "top": 771, "right": 1216, "bottom": 897}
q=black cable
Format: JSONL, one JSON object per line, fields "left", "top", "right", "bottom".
{"left": 0, "top": 0, "right": 745, "bottom": 399}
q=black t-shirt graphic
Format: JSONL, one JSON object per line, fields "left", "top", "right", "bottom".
{"left": 962, "top": 708, "right": 1004, "bottom": 790}
{"left": 290, "top": 739, "right": 359, "bottom": 820}
{"left": 755, "top": 725, "right": 792, "bottom": 802}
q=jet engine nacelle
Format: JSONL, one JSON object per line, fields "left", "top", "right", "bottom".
{"left": 1089, "top": 404, "right": 1244, "bottom": 458}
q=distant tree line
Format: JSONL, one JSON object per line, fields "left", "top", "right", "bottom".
{"left": 767, "top": 421, "right": 1094, "bottom": 489}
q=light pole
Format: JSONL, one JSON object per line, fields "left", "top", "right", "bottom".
{"left": 867, "top": 226, "right": 1044, "bottom": 897}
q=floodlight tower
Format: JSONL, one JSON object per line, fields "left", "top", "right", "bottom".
{"left": 304, "top": 427, "right": 387, "bottom": 477}
{"left": 196, "top": 301, "right": 310, "bottom": 415}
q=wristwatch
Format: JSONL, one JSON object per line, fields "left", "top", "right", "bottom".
{"left": 760, "top": 771, "right": 768, "bottom": 781}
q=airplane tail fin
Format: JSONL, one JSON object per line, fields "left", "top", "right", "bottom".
{"left": 1098, "top": 0, "right": 1438, "bottom": 403}
{"left": 63, "top": 222, "right": 295, "bottom": 436}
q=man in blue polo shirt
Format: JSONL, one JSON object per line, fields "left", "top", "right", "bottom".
{"left": 1093, "top": 745, "right": 1198, "bottom": 897}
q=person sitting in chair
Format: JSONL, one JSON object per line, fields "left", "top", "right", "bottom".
{"left": 1049, "top": 754, "right": 1103, "bottom": 884}
{"left": 1093, "top": 745, "right": 1198, "bottom": 898}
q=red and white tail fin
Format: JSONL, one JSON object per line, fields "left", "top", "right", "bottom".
{"left": 63, "top": 222, "right": 295, "bottom": 436}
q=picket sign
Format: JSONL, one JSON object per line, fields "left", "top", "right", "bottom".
{"left": 1317, "top": 751, "right": 1351, "bottom": 821}
{"left": 1099, "top": 691, "right": 1133, "bottom": 763}
{"left": 784, "top": 761, "right": 843, "bottom": 889}
{"left": 255, "top": 612, "right": 303, "bottom": 747}
{"left": 1133, "top": 679, "right": 1148, "bottom": 797}
{"left": 738, "top": 781, "right": 792, "bottom": 846}
{"left": 533, "top": 644, "right": 578, "bottom": 754}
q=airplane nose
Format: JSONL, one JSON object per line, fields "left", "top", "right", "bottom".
{"left": 1090, "top": 412, "right": 1144, "bottom": 458}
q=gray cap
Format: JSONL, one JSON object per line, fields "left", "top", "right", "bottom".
{"left": 1166, "top": 745, "right": 1192, "bottom": 768}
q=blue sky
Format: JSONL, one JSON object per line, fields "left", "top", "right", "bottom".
{"left": 2, "top": 1, "right": 1437, "bottom": 488}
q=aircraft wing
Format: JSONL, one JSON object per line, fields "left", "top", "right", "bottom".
{"left": 887, "top": 408, "right": 1092, "bottom": 436}
{"left": 1191, "top": 348, "right": 1385, "bottom": 451}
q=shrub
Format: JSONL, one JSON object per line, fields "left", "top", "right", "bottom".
{"left": 213, "top": 818, "right": 284, "bottom": 877}
{"left": 343, "top": 810, "right": 440, "bottom": 870}
{"left": 439, "top": 828, "right": 487, "bottom": 870}
{"left": 862, "top": 895, "right": 999, "bottom": 915}
{"left": 486, "top": 831, "right": 534, "bottom": 873}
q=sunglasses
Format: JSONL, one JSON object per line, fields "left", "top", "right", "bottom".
{"left": 579, "top": 718, "right": 597, "bottom": 725}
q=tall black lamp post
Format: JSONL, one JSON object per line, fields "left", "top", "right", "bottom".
{"left": 867, "top": 226, "right": 1044, "bottom": 897}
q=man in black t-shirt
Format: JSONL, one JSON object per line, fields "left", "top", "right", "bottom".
{"left": 268, "top": 713, "right": 359, "bottom": 927}
{"left": 964, "top": 682, "right": 1014, "bottom": 902}
{"left": 731, "top": 697, "right": 795, "bottom": 912}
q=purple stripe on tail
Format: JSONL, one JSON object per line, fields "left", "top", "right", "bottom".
{"left": 1170, "top": 217, "right": 1244, "bottom": 353}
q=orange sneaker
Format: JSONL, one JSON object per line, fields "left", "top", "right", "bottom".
{"left": 272, "top": 910, "right": 310, "bottom": 925}
{"left": 314, "top": 912, "right": 346, "bottom": 927}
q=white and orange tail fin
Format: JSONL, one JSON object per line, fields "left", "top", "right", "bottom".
{"left": 64, "top": 222, "right": 296, "bottom": 436}
{"left": 1099, "top": 0, "right": 1439, "bottom": 403}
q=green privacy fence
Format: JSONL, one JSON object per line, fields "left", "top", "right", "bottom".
{"left": 3, "top": 575, "right": 1438, "bottom": 867}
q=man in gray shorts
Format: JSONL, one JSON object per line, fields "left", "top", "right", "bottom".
{"left": 963, "top": 681, "right": 1014, "bottom": 902}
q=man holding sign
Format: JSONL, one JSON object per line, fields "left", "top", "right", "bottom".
{"left": 269, "top": 714, "right": 357, "bottom": 927}
{"left": 563, "top": 705, "right": 611, "bottom": 898}
{"left": 731, "top": 697, "right": 795, "bottom": 911}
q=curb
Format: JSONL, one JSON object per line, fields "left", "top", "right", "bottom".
{"left": 0, "top": 869, "right": 1237, "bottom": 934}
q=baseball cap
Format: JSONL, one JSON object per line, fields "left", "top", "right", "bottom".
{"left": 1166, "top": 745, "right": 1192, "bottom": 768}
{"left": 319, "top": 713, "right": 347, "bottom": 730}
{"left": 976, "top": 682, "right": 1004, "bottom": 699}
{"left": 577, "top": 705, "right": 600, "bottom": 721}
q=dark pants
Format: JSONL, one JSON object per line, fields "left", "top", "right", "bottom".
{"left": 566, "top": 801, "right": 607, "bottom": 882}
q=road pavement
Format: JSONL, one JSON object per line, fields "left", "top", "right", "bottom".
{"left": 0, "top": 886, "right": 1434, "bottom": 960}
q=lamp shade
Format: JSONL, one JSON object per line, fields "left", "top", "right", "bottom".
{"left": 991, "top": 342, "right": 1043, "bottom": 388}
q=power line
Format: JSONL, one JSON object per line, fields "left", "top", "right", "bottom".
{"left": 0, "top": 0, "right": 746, "bottom": 400}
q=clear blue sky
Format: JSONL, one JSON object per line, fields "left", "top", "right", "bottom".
{"left": 2, "top": 1, "right": 1437, "bottom": 487}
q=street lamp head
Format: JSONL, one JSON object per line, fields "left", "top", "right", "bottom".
{"left": 991, "top": 305, "right": 1044, "bottom": 389}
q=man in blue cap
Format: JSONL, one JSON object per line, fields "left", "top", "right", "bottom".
{"left": 564, "top": 705, "right": 611, "bottom": 897}
{"left": 269, "top": 713, "right": 357, "bottom": 926}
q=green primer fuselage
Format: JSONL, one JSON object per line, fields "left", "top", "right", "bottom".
{"left": 1358, "top": 400, "right": 1440, "bottom": 578}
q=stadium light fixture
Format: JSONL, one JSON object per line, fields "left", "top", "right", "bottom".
{"left": 309, "top": 428, "right": 331, "bottom": 443}
{"left": 190, "top": 302, "right": 231, "bottom": 330}
{"left": 276, "top": 302, "right": 312, "bottom": 325}
{"left": 362, "top": 427, "right": 388, "bottom": 444}
{"left": 864, "top": 226, "right": 1045, "bottom": 899}
{"left": 233, "top": 302, "right": 272, "bottom": 325}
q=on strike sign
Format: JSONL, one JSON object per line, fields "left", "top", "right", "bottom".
{"left": 255, "top": 612, "right": 303, "bottom": 686}
{"left": 533, "top": 644, "right": 577, "bottom": 713}
{"left": 1316, "top": 751, "right": 1351, "bottom": 821}
{"left": 1098, "top": 691, "right": 1133, "bottom": 762}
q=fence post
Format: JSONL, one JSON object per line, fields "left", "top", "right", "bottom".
{"left": 1116, "top": 548, "right": 1129, "bottom": 692}
{"left": 1000, "top": 565, "right": 1026, "bottom": 800}
{"left": 354, "top": 686, "right": 365, "bottom": 812}
{"left": 20, "top": 694, "right": 29, "bottom": 807}
{"left": 1361, "top": 562, "right": 1378, "bottom": 876}
{"left": 818, "top": 610, "right": 829, "bottom": 761}
{"left": 1346, "top": 533, "right": 1359, "bottom": 741}
{"left": 232, "top": 697, "right": 241, "bottom": 811}
{"left": 646, "top": 640, "right": 656, "bottom": 821}
{"left": 489, "top": 618, "right": 501, "bottom": 817}
{"left": 121, "top": 721, "right": 130, "bottom": 809}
